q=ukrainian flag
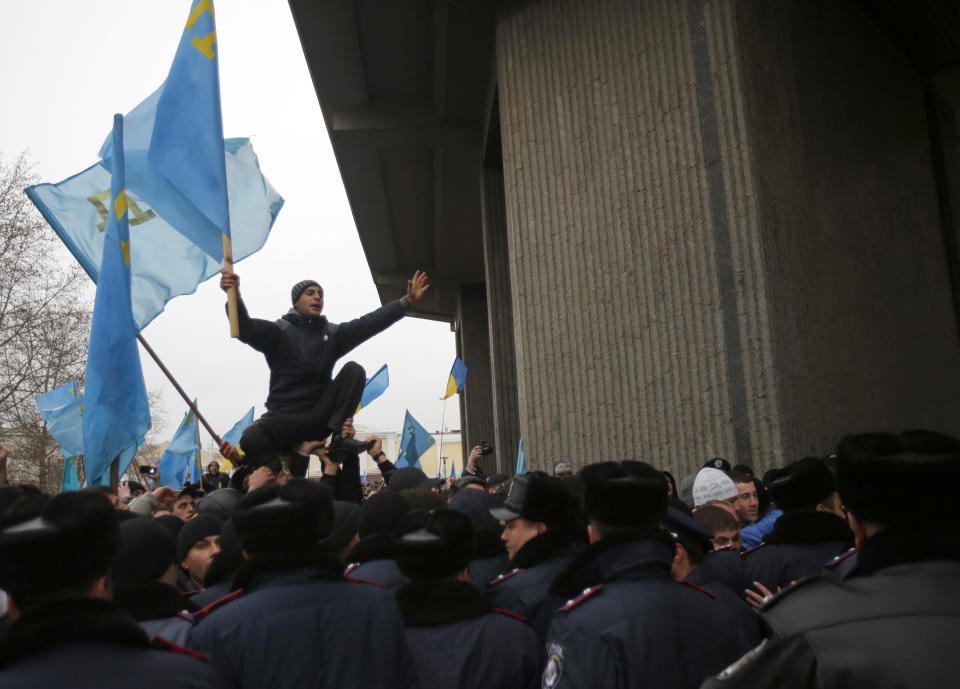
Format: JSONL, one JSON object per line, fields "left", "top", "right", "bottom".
{"left": 443, "top": 357, "right": 468, "bottom": 400}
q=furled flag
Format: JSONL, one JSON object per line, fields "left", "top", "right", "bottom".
{"left": 158, "top": 407, "right": 200, "bottom": 489}
{"left": 36, "top": 380, "right": 84, "bottom": 458}
{"left": 516, "top": 438, "right": 525, "bottom": 476}
{"left": 81, "top": 115, "right": 152, "bottom": 485}
{"left": 220, "top": 406, "right": 254, "bottom": 470}
{"left": 449, "top": 461, "right": 457, "bottom": 479}
{"left": 397, "top": 410, "right": 435, "bottom": 469}
{"left": 26, "top": 138, "right": 282, "bottom": 331}
{"left": 443, "top": 357, "right": 468, "bottom": 400}
{"left": 61, "top": 456, "right": 80, "bottom": 492}
{"left": 99, "top": 0, "right": 230, "bottom": 260}
{"left": 356, "top": 364, "right": 389, "bottom": 414}
{"left": 87, "top": 439, "right": 144, "bottom": 487}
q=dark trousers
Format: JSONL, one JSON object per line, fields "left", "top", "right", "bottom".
{"left": 239, "top": 362, "right": 366, "bottom": 466}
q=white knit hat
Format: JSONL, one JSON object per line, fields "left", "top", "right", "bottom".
{"left": 692, "top": 467, "right": 738, "bottom": 507}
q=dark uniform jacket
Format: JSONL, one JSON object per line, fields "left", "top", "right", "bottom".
{"left": 542, "top": 533, "right": 752, "bottom": 689}
{"left": 484, "top": 532, "right": 584, "bottom": 647}
{"left": 0, "top": 599, "right": 219, "bottom": 689}
{"left": 397, "top": 580, "right": 540, "bottom": 689}
{"left": 703, "top": 529, "right": 960, "bottom": 689}
{"left": 113, "top": 580, "right": 199, "bottom": 647}
{"left": 687, "top": 547, "right": 742, "bottom": 594}
{"left": 345, "top": 533, "right": 407, "bottom": 593}
{"left": 235, "top": 297, "right": 406, "bottom": 414}
{"left": 739, "top": 510, "right": 852, "bottom": 594}
{"left": 187, "top": 562, "right": 416, "bottom": 689}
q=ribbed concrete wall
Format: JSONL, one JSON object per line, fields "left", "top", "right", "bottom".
{"left": 496, "top": 0, "right": 768, "bottom": 476}
{"left": 734, "top": 0, "right": 960, "bottom": 453}
{"left": 456, "top": 284, "right": 499, "bottom": 471}
{"left": 481, "top": 168, "right": 522, "bottom": 470}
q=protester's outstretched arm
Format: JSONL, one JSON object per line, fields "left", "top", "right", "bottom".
{"left": 334, "top": 270, "right": 430, "bottom": 355}
{"left": 220, "top": 270, "right": 282, "bottom": 353}
{"left": 461, "top": 445, "right": 486, "bottom": 479}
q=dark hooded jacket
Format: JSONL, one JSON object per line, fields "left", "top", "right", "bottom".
{"left": 235, "top": 296, "right": 406, "bottom": 414}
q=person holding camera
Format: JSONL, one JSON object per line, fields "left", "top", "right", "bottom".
{"left": 461, "top": 442, "right": 493, "bottom": 479}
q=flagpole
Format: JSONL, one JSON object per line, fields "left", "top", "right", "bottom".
{"left": 438, "top": 396, "right": 446, "bottom": 478}
{"left": 136, "top": 334, "right": 222, "bottom": 446}
{"left": 222, "top": 233, "right": 240, "bottom": 338}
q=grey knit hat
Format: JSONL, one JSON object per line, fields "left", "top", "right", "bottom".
{"left": 291, "top": 280, "right": 321, "bottom": 304}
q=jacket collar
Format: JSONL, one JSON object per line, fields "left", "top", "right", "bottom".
{"left": 510, "top": 529, "right": 585, "bottom": 570}
{"left": 763, "top": 509, "right": 853, "bottom": 546}
{"left": 550, "top": 528, "right": 676, "bottom": 598}
{"left": 282, "top": 309, "right": 328, "bottom": 328}
{"left": 0, "top": 599, "right": 148, "bottom": 667}
{"left": 113, "top": 581, "right": 197, "bottom": 621}
{"left": 232, "top": 550, "right": 343, "bottom": 592}
{"left": 855, "top": 525, "right": 960, "bottom": 577}
{"left": 396, "top": 580, "right": 491, "bottom": 626}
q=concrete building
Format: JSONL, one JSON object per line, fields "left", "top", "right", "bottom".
{"left": 288, "top": 0, "right": 960, "bottom": 476}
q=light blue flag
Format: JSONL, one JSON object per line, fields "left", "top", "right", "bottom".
{"left": 61, "top": 455, "right": 80, "bottom": 492}
{"left": 27, "top": 138, "right": 282, "bottom": 331}
{"left": 516, "top": 438, "right": 525, "bottom": 476}
{"left": 397, "top": 410, "right": 435, "bottom": 469}
{"left": 82, "top": 115, "right": 152, "bottom": 485}
{"left": 88, "top": 438, "right": 144, "bottom": 487}
{"left": 36, "top": 380, "right": 84, "bottom": 457}
{"left": 99, "top": 0, "right": 228, "bottom": 260}
{"left": 449, "top": 461, "right": 457, "bottom": 479}
{"left": 158, "top": 408, "right": 199, "bottom": 489}
{"left": 356, "top": 364, "right": 389, "bottom": 413}
{"left": 221, "top": 406, "right": 255, "bottom": 447}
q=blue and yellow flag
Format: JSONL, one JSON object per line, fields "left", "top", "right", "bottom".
{"left": 443, "top": 357, "right": 468, "bottom": 400}
{"left": 356, "top": 364, "right": 389, "bottom": 413}
{"left": 27, "top": 138, "right": 282, "bottom": 331}
{"left": 397, "top": 410, "right": 435, "bottom": 469}
{"left": 99, "top": 0, "right": 229, "bottom": 260}
{"left": 158, "top": 407, "right": 199, "bottom": 489}
{"left": 36, "top": 380, "right": 84, "bottom": 458}
{"left": 82, "top": 115, "right": 152, "bottom": 485}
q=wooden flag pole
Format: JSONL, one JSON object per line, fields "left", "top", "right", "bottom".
{"left": 223, "top": 233, "right": 240, "bottom": 338}
{"left": 136, "top": 334, "right": 223, "bottom": 446}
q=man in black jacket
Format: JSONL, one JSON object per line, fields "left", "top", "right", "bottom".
{"left": 219, "top": 269, "right": 429, "bottom": 467}
{"left": 703, "top": 431, "right": 960, "bottom": 689}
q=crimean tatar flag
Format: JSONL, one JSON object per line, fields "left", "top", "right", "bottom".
{"left": 82, "top": 115, "right": 152, "bottom": 485}
{"left": 443, "top": 357, "right": 468, "bottom": 400}
{"left": 397, "top": 410, "right": 435, "bottom": 470}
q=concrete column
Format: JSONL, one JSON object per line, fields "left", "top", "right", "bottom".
{"left": 481, "top": 167, "right": 522, "bottom": 471}
{"left": 495, "top": 0, "right": 960, "bottom": 476}
{"left": 456, "top": 284, "right": 499, "bottom": 472}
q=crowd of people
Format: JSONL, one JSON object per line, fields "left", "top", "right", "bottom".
{"left": 0, "top": 428, "right": 958, "bottom": 688}
{"left": 1, "top": 275, "right": 957, "bottom": 687}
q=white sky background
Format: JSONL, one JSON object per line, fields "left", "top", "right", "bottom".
{"left": 0, "top": 0, "right": 460, "bottom": 447}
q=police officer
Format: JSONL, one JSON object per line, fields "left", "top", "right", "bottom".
{"left": 739, "top": 457, "right": 852, "bottom": 597}
{"left": 703, "top": 431, "right": 960, "bottom": 688}
{"left": 0, "top": 492, "right": 218, "bottom": 688}
{"left": 393, "top": 509, "right": 539, "bottom": 689}
{"left": 485, "top": 471, "right": 585, "bottom": 646}
{"left": 187, "top": 479, "right": 415, "bottom": 688}
{"left": 542, "top": 461, "right": 748, "bottom": 689}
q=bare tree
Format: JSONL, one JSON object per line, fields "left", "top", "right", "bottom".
{"left": 0, "top": 153, "right": 91, "bottom": 491}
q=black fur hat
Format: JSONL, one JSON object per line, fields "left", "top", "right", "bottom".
{"left": 766, "top": 457, "right": 835, "bottom": 511}
{"left": 489, "top": 472, "right": 581, "bottom": 531}
{"left": 233, "top": 479, "right": 333, "bottom": 556}
{"left": 837, "top": 431, "right": 960, "bottom": 527}
{"left": 580, "top": 461, "right": 667, "bottom": 527}
{"left": 393, "top": 509, "right": 475, "bottom": 580}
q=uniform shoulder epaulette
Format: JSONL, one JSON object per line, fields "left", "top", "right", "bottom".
{"left": 192, "top": 588, "right": 244, "bottom": 622}
{"left": 758, "top": 576, "right": 820, "bottom": 611}
{"left": 177, "top": 610, "right": 195, "bottom": 622}
{"left": 824, "top": 547, "right": 857, "bottom": 568}
{"left": 557, "top": 584, "right": 603, "bottom": 612}
{"left": 741, "top": 543, "right": 766, "bottom": 557}
{"left": 345, "top": 576, "right": 384, "bottom": 588}
{"left": 681, "top": 580, "right": 717, "bottom": 599}
{"left": 491, "top": 607, "right": 528, "bottom": 622}
{"left": 344, "top": 562, "right": 360, "bottom": 576}
{"left": 150, "top": 635, "right": 211, "bottom": 661}
{"left": 180, "top": 589, "right": 203, "bottom": 597}
{"left": 487, "top": 568, "right": 525, "bottom": 587}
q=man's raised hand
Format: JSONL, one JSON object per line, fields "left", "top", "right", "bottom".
{"left": 406, "top": 270, "right": 430, "bottom": 303}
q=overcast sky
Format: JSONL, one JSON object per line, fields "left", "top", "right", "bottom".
{"left": 0, "top": 0, "right": 460, "bottom": 446}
